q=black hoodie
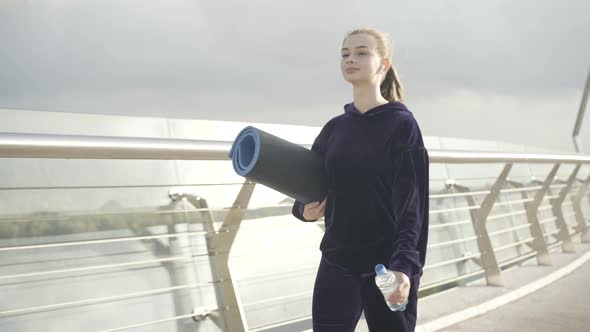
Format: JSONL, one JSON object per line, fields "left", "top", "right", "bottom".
{"left": 292, "top": 101, "right": 429, "bottom": 279}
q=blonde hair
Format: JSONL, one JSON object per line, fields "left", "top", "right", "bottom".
{"left": 343, "top": 27, "right": 404, "bottom": 102}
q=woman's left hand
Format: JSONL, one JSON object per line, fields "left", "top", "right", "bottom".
{"left": 387, "top": 271, "right": 410, "bottom": 305}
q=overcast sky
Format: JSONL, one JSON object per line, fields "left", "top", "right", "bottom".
{"left": 1, "top": 1, "right": 589, "bottom": 152}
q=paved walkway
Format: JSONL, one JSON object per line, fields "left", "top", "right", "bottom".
{"left": 441, "top": 258, "right": 590, "bottom": 331}
{"left": 407, "top": 241, "right": 590, "bottom": 332}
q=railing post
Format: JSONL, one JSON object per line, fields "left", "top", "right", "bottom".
{"left": 574, "top": 176, "right": 590, "bottom": 242}
{"left": 525, "top": 164, "right": 559, "bottom": 265}
{"left": 208, "top": 178, "right": 255, "bottom": 332}
{"left": 171, "top": 179, "right": 255, "bottom": 332}
{"left": 466, "top": 164, "right": 512, "bottom": 286}
{"left": 550, "top": 165, "right": 581, "bottom": 253}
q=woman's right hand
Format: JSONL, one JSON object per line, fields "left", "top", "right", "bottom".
{"left": 303, "top": 196, "right": 327, "bottom": 220}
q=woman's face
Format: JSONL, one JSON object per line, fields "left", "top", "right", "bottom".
{"left": 340, "top": 33, "right": 387, "bottom": 85}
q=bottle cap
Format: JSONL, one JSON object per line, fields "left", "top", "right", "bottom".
{"left": 375, "top": 264, "right": 387, "bottom": 275}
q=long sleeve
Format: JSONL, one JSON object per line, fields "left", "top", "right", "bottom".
{"left": 387, "top": 119, "right": 430, "bottom": 280}
{"left": 291, "top": 118, "right": 335, "bottom": 222}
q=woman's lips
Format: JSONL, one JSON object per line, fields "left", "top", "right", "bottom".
{"left": 345, "top": 68, "right": 359, "bottom": 73}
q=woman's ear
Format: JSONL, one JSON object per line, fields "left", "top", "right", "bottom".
{"left": 382, "top": 58, "right": 391, "bottom": 72}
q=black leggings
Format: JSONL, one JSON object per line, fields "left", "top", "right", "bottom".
{"left": 312, "top": 254, "right": 419, "bottom": 332}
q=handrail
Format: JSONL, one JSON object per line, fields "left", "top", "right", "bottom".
{"left": 2, "top": 132, "right": 590, "bottom": 163}
{"left": 0, "top": 132, "right": 234, "bottom": 160}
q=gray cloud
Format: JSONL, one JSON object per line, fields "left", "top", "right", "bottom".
{"left": 1, "top": 0, "right": 589, "bottom": 152}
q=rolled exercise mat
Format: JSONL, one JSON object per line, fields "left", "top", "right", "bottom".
{"left": 228, "top": 126, "right": 328, "bottom": 204}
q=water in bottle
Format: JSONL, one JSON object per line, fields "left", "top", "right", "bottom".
{"left": 374, "top": 264, "right": 407, "bottom": 311}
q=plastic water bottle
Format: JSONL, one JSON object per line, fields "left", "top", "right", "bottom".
{"left": 374, "top": 264, "right": 407, "bottom": 311}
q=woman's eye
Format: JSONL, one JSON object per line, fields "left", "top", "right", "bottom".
{"left": 341, "top": 53, "right": 366, "bottom": 58}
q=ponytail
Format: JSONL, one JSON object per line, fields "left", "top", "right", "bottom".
{"left": 380, "top": 63, "right": 404, "bottom": 102}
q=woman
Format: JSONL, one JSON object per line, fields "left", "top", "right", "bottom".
{"left": 291, "top": 27, "right": 429, "bottom": 332}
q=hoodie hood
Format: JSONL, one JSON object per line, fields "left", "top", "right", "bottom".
{"left": 343, "top": 101, "right": 408, "bottom": 117}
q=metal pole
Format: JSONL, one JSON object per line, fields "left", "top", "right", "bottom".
{"left": 572, "top": 67, "right": 590, "bottom": 153}
{"left": 170, "top": 180, "right": 255, "bottom": 332}
{"left": 524, "top": 165, "right": 560, "bottom": 265}
{"left": 550, "top": 165, "right": 581, "bottom": 252}
{"left": 572, "top": 176, "right": 590, "bottom": 242}
{"left": 468, "top": 164, "right": 512, "bottom": 286}
{"left": 208, "top": 179, "right": 256, "bottom": 332}
{"left": 4, "top": 132, "right": 590, "bottom": 164}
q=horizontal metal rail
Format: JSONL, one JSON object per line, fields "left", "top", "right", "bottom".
{"left": 419, "top": 269, "right": 486, "bottom": 292}
{"left": 429, "top": 219, "right": 472, "bottom": 230}
{"left": 230, "top": 243, "right": 319, "bottom": 258}
{"left": 539, "top": 216, "right": 558, "bottom": 223}
{"left": 0, "top": 182, "right": 247, "bottom": 191}
{"left": 487, "top": 210, "right": 527, "bottom": 221}
{"left": 427, "top": 236, "right": 478, "bottom": 249}
{"left": 98, "top": 306, "right": 223, "bottom": 332}
{"left": 430, "top": 205, "right": 480, "bottom": 214}
{"left": 0, "top": 201, "right": 303, "bottom": 224}
{"left": 0, "top": 231, "right": 213, "bottom": 252}
{"left": 99, "top": 313, "right": 200, "bottom": 332}
{"left": 236, "top": 264, "right": 318, "bottom": 281}
{"left": 0, "top": 132, "right": 233, "bottom": 160}
{"left": 423, "top": 253, "right": 481, "bottom": 270}
{"left": 500, "top": 186, "right": 543, "bottom": 193}
{"left": 547, "top": 241, "right": 564, "bottom": 250}
{"left": 430, "top": 190, "right": 491, "bottom": 199}
{"left": 0, "top": 208, "right": 217, "bottom": 223}
{"left": 244, "top": 290, "right": 313, "bottom": 308}
{"left": 0, "top": 283, "right": 207, "bottom": 317}
{"left": 539, "top": 216, "right": 558, "bottom": 225}
{"left": 493, "top": 237, "right": 534, "bottom": 252}
{"left": 0, "top": 256, "right": 189, "bottom": 281}
{"left": 488, "top": 223, "right": 531, "bottom": 237}
{"left": 494, "top": 198, "right": 534, "bottom": 207}
{"left": 3, "top": 132, "right": 590, "bottom": 164}
{"left": 543, "top": 229, "right": 561, "bottom": 238}
{"left": 498, "top": 250, "right": 538, "bottom": 268}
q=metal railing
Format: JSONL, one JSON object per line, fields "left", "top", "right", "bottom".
{"left": 1, "top": 132, "right": 590, "bottom": 331}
